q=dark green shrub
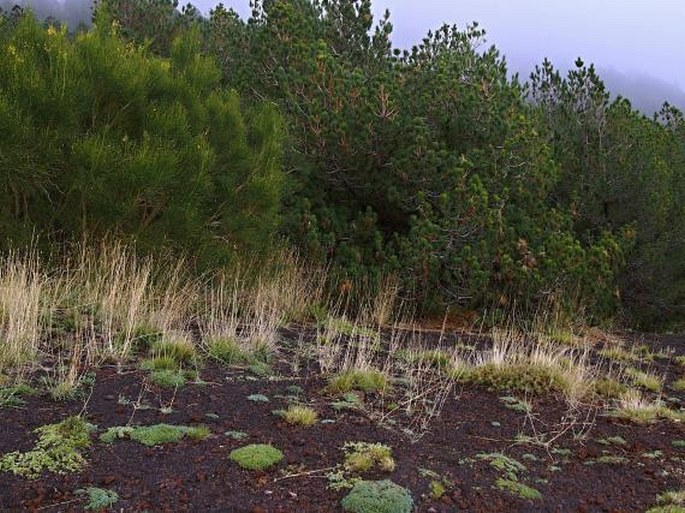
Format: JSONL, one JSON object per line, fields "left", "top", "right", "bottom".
{"left": 203, "top": 2, "right": 626, "bottom": 321}
{"left": 0, "top": 12, "right": 284, "bottom": 266}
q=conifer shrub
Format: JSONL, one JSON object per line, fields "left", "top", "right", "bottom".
{"left": 0, "top": 12, "right": 284, "bottom": 266}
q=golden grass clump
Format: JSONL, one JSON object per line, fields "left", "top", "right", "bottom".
{"left": 452, "top": 328, "right": 598, "bottom": 404}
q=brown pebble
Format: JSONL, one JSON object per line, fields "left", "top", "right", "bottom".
{"left": 100, "top": 474, "right": 116, "bottom": 485}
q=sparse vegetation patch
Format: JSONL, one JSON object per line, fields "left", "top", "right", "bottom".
{"left": 78, "top": 487, "right": 120, "bottom": 511}
{"left": 100, "top": 424, "right": 209, "bottom": 446}
{"left": 0, "top": 416, "right": 94, "bottom": 478}
{"left": 495, "top": 478, "right": 543, "bottom": 500}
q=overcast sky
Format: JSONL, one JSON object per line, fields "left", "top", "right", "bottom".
{"left": 197, "top": 0, "right": 685, "bottom": 112}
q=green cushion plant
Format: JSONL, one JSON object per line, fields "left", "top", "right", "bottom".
{"left": 229, "top": 444, "right": 283, "bottom": 470}
{"left": 341, "top": 480, "right": 413, "bottom": 513}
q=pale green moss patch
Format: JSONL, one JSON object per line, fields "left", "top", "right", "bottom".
{"left": 0, "top": 416, "right": 94, "bottom": 478}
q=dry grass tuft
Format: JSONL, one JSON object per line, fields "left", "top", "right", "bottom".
{"left": 0, "top": 251, "right": 47, "bottom": 374}
{"left": 610, "top": 389, "right": 685, "bottom": 423}
{"left": 453, "top": 327, "right": 599, "bottom": 404}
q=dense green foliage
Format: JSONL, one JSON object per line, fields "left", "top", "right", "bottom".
{"left": 202, "top": 1, "right": 630, "bottom": 320}
{"left": 0, "top": 9, "right": 284, "bottom": 265}
{"left": 531, "top": 60, "right": 685, "bottom": 326}
{"left": 1, "top": 1, "right": 684, "bottom": 327}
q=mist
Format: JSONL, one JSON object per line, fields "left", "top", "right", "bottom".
{"left": 0, "top": 0, "right": 92, "bottom": 30}
{"left": 598, "top": 68, "right": 685, "bottom": 115}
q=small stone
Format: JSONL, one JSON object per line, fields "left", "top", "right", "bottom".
{"left": 100, "top": 474, "right": 116, "bottom": 485}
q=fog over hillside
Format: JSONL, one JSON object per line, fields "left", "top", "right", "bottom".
{"left": 2, "top": 0, "right": 684, "bottom": 115}
{"left": 598, "top": 68, "right": 685, "bottom": 115}
{"left": 0, "top": 0, "right": 92, "bottom": 30}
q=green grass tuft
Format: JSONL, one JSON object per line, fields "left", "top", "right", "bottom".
{"left": 499, "top": 396, "right": 532, "bottom": 413}
{"left": 598, "top": 436, "right": 627, "bottom": 446}
{"left": 476, "top": 452, "right": 526, "bottom": 479}
{"left": 247, "top": 394, "right": 270, "bottom": 402}
{"left": 591, "top": 378, "right": 627, "bottom": 399}
{"left": 625, "top": 367, "right": 662, "bottom": 393}
{"left": 149, "top": 369, "right": 187, "bottom": 388}
{"left": 206, "top": 337, "right": 250, "bottom": 365}
{"left": 584, "top": 455, "right": 629, "bottom": 465}
{"left": 646, "top": 490, "right": 685, "bottom": 513}
{"left": 329, "top": 369, "right": 389, "bottom": 395}
{"left": 225, "top": 430, "right": 249, "bottom": 440}
{"left": 0, "top": 383, "right": 38, "bottom": 408}
{"left": 141, "top": 356, "right": 177, "bottom": 371}
{"left": 150, "top": 337, "right": 196, "bottom": 364}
